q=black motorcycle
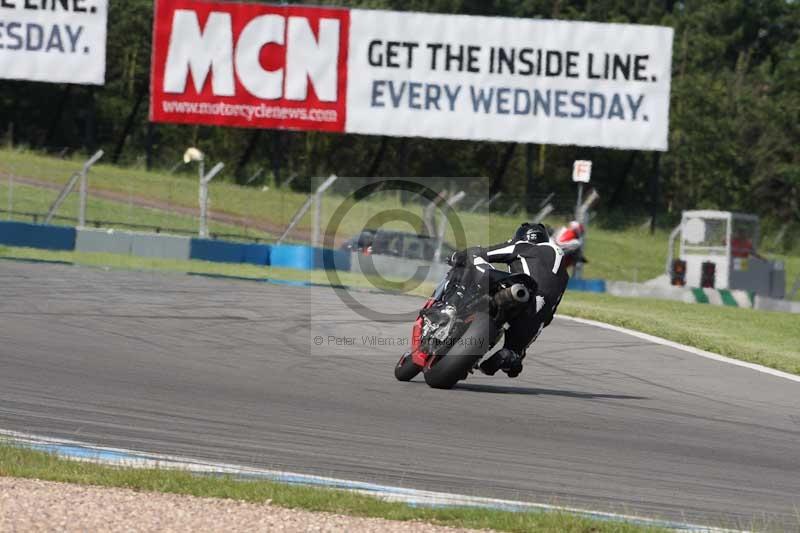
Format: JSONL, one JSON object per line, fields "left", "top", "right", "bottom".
{"left": 395, "top": 255, "right": 536, "bottom": 389}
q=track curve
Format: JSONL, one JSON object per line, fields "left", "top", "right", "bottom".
{"left": 1, "top": 261, "right": 799, "bottom": 529}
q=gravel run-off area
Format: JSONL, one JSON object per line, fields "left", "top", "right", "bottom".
{"left": 0, "top": 477, "right": 485, "bottom": 533}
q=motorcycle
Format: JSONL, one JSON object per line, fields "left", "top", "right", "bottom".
{"left": 394, "top": 253, "right": 536, "bottom": 389}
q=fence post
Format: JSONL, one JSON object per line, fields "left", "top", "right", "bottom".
{"left": 199, "top": 162, "right": 224, "bottom": 238}
{"left": 532, "top": 203, "right": 553, "bottom": 224}
{"left": 485, "top": 191, "right": 502, "bottom": 210}
{"left": 43, "top": 150, "right": 102, "bottom": 226}
{"left": 468, "top": 198, "right": 484, "bottom": 213}
{"left": 504, "top": 202, "right": 519, "bottom": 216}
{"left": 311, "top": 175, "right": 338, "bottom": 247}
{"left": 312, "top": 192, "right": 322, "bottom": 247}
{"left": 7, "top": 171, "right": 12, "bottom": 220}
{"left": 433, "top": 191, "right": 465, "bottom": 263}
{"left": 78, "top": 169, "right": 88, "bottom": 227}
{"left": 246, "top": 167, "right": 264, "bottom": 185}
{"left": 279, "top": 195, "right": 314, "bottom": 245}
{"left": 277, "top": 175, "right": 338, "bottom": 246}
{"left": 77, "top": 150, "right": 104, "bottom": 228}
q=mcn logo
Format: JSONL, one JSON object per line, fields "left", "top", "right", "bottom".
{"left": 165, "top": 11, "right": 340, "bottom": 101}
{"left": 150, "top": 0, "right": 350, "bottom": 131}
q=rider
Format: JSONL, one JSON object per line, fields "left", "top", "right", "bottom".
{"left": 554, "top": 220, "right": 586, "bottom": 268}
{"left": 448, "top": 223, "right": 569, "bottom": 378}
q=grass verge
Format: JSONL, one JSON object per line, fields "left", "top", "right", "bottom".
{"left": 560, "top": 291, "right": 800, "bottom": 375}
{"left": 0, "top": 444, "right": 664, "bottom": 533}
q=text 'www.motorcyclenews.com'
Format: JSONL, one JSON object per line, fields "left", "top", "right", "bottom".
{"left": 161, "top": 100, "right": 339, "bottom": 123}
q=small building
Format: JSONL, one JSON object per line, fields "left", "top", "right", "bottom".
{"left": 668, "top": 210, "right": 785, "bottom": 298}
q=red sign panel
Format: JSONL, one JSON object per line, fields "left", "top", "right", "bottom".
{"left": 150, "top": 0, "right": 350, "bottom": 132}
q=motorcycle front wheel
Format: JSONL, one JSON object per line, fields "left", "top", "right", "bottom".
{"left": 394, "top": 352, "right": 422, "bottom": 381}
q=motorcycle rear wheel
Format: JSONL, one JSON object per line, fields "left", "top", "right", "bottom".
{"left": 423, "top": 312, "right": 493, "bottom": 389}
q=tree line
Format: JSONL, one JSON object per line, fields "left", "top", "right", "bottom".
{"left": 0, "top": 0, "right": 797, "bottom": 241}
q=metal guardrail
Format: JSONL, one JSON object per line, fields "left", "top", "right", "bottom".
{"left": 0, "top": 208, "right": 274, "bottom": 244}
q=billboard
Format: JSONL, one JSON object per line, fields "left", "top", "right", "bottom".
{"left": 0, "top": 0, "right": 107, "bottom": 85}
{"left": 150, "top": 0, "right": 674, "bottom": 151}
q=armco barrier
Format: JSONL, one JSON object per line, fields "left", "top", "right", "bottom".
{"left": 243, "top": 243, "right": 271, "bottom": 266}
{"left": 131, "top": 232, "right": 191, "bottom": 261}
{"left": 317, "top": 247, "right": 351, "bottom": 271}
{"left": 0, "top": 221, "right": 76, "bottom": 251}
{"left": 76, "top": 228, "right": 134, "bottom": 255}
{"left": 188, "top": 239, "right": 274, "bottom": 267}
{"left": 190, "top": 238, "right": 247, "bottom": 264}
{"left": 270, "top": 245, "right": 351, "bottom": 271}
{"left": 567, "top": 278, "right": 607, "bottom": 293}
{"left": 10, "top": 220, "right": 797, "bottom": 315}
{"left": 76, "top": 228, "right": 192, "bottom": 261}
{"left": 270, "top": 245, "right": 314, "bottom": 270}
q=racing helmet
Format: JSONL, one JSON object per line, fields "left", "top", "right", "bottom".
{"left": 513, "top": 222, "right": 549, "bottom": 244}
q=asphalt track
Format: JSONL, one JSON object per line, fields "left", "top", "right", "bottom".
{"left": 1, "top": 261, "right": 799, "bottom": 529}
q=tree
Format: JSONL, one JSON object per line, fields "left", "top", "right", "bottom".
{"left": 0, "top": 0, "right": 797, "bottom": 229}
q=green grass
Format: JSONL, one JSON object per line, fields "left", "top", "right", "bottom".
{"left": 0, "top": 444, "right": 664, "bottom": 533}
{"left": 3, "top": 147, "right": 798, "bottom": 290}
{"left": 581, "top": 226, "right": 671, "bottom": 282}
{"left": 561, "top": 291, "right": 800, "bottom": 375}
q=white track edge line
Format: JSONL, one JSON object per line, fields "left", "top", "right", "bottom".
{"left": 0, "top": 429, "right": 741, "bottom": 533}
{"left": 556, "top": 315, "right": 800, "bottom": 384}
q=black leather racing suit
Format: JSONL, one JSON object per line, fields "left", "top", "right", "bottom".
{"left": 452, "top": 240, "right": 569, "bottom": 354}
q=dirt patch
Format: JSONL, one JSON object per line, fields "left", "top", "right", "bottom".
{"left": 0, "top": 477, "right": 485, "bottom": 533}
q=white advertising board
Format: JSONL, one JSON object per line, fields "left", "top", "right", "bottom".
{"left": 0, "top": 0, "right": 107, "bottom": 85}
{"left": 346, "top": 10, "right": 673, "bottom": 151}
{"left": 151, "top": 1, "right": 673, "bottom": 150}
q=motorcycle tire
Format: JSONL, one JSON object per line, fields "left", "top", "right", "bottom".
{"left": 394, "top": 352, "right": 422, "bottom": 381}
{"left": 423, "top": 312, "right": 493, "bottom": 390}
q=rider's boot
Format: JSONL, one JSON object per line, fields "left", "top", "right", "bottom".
{"left": 503, "top": 350, "right": 525, "bottom": 378}
{"left": 479, "top": 348, "right": 521, "bottom": 376}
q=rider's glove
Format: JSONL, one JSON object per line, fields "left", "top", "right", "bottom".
{"left": 448, "top": 250, "right": 467, "bottom": 266}
{"left": 449, "top": 247, "right": 484, "bottom": 267}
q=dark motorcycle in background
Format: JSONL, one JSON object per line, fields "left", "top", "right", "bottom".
{"left": 395, "top": 254, "right": 536, "bottom": 389}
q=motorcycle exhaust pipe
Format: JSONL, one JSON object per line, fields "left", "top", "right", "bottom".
{"left": 509, "top": 283, "right": 531, "bottom": 303}
{"left": 494, "top": 283, "right": 530, "bottom": 307}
